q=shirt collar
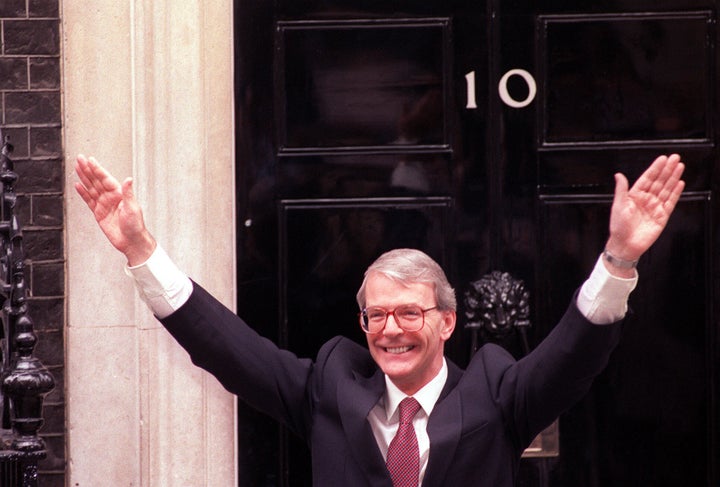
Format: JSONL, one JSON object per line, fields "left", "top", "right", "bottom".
{"left": 383, "top": 358, "right": 448, "bottom": 421}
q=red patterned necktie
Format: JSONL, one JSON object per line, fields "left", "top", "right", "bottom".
{"left": 386, "top": 397, "right": 422, "bottom": 487}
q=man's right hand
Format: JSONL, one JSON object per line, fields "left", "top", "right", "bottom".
{"left": 75, "top": 154, "right": 157, "bottom": 266}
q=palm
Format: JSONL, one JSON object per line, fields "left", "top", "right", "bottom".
{"left": 93, "top": 185, "right": 144, "bottom": 253}
{"left": 607, "top": 154, "right": 685, "bottom": 259}
{"left": 75, "top": 155, "right": 149, "bottom": 256}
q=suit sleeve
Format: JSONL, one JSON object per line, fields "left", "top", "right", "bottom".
{"left": 491, "top": 291, "right": 624, "bottom": 447}
{"left": 160, "top": 281, "right": 314, "bottom": 439}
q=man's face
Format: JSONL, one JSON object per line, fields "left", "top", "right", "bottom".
{"left": 363, "top": 272, "right": 456, "bottom": 395}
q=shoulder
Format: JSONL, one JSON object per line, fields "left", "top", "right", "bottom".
{"left": 470, "top": 342, "right": 517, "bottom": 364}
{"left": 317, "top": 336, "right": 375, "bottom": 372}
{"left": 441, "top": 344, "right": 517, "bottom": 391}
{"left": 464, "top": 343, "right": 517, "bottom": 379}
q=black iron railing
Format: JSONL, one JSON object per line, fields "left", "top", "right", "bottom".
{"left": 0, "top": 130, "right": 55, "bottom": 487}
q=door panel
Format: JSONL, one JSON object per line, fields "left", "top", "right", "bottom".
{"left": 277, "top": 20, "right": 450, "bottom": 152}
{"left": 539, "top": 13, "right": 711, "bottom": 145}
{"left": 234, "top": 0, "right": 719, "bottom": 485}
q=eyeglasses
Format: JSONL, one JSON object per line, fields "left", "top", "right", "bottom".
{"left": 359, "top": 304, "right": 438, "bottom": 334}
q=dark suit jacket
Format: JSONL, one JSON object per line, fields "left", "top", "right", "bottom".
{"left": 161, "top": 282, "right": 623, "bottom": 486}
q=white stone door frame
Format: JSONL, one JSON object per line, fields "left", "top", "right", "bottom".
{"left": 63, "top": 1, "right": 237, "bottom": 485}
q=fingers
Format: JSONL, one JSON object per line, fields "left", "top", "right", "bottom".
{"left": 632, "top": 153, "right": 685, "bottom": 199}
{"left": 656, "top": 153, "right": 684, "bottom": 188}
{"left": 657, "top": 159, "right": 684, "bottom": 201}
{"left": 75, "top": 155, "right": 99, "bottom": 209}
{"left": 75, "top": 154, "right": 123, "bottom": 204}
{"left": 653, "top": 155, "right": 685, "bottom": 217}
{"left": 74, "top": 181, "right": 94, "bottom": 208}
{"left": 627, "top": 154, "right": 686, "bottom": 229}
{"left": 75, "top": 154, "right": 116, "bottom": 191}
{"left": 74, "top": 154, "right": 93, "bottom": 193}
{"left": 631, "top": 155, "right": 666, "bottom": 194}
{"left": 662, "top": 171, "right": 685, "bottom": 215}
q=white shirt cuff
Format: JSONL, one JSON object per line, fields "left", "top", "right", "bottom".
{"left": 124, "top": 245, "right": 193, "bottom": 319}
{"left": 577, "top": 254, "right": 638, "bottom": 325}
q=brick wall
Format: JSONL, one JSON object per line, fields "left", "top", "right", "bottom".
{"left": 0, "top": 1, "right": 65, "bottom": 486}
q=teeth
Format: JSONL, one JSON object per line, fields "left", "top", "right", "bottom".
{"left": 386, "top": 346, "right": 413, "bottom": 354}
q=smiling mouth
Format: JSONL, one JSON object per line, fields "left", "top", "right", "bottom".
{"left": 384, "top": 346, "right": 415, "bottom": 354}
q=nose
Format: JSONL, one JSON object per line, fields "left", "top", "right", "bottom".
{"left": 383, "top": 313, "right": 404, "bottom": 336}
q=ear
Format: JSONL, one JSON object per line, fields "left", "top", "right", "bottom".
{"left": 439, "top": 311, "right": 456, "bottom": 341}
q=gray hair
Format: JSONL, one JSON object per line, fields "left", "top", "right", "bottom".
{"left": 356, "top": 248, "right": 457, "bottom": 311}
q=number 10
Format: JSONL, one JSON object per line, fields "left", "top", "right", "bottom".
{"left": 465, "top": 69, "right": 537, "bottom": 109}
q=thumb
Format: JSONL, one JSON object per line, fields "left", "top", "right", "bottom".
{"left": 613, "top": 172, "right": 629, "bottom": 202}
{"left": 119, "top": 177, "right": 144, "bottom": 222}
{"left": 121, "top": 177, "right": 135, "bottom": 202}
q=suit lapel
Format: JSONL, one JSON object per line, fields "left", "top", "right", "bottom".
{"left": 337, "top": 367, "right": 394, "bottom": 487}
{"left": 422, "top": 361, "right": 464, "bottom": 486}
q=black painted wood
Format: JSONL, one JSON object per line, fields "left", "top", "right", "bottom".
{"left": 234, "top": 0, "right": 719, "bottom": 485}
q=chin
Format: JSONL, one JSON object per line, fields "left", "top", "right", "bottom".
{"left": 380, "top": 361, "right": 416, "bottom": 381}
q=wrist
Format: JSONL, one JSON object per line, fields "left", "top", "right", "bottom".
{"left": 602, "top": 249, "right": 638, "bottom": 269}
{"left": 124, "top": 231, "right": 157, "bottom": 267}
{"left": 603, "top": 235, "right": 643, "bottom": 263}
{"left": 601, "top": 248, "right": 638, "bottom": 278}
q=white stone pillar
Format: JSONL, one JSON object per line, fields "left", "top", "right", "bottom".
{"left": 63, "top": 0, "right": 236, "bottom": 485}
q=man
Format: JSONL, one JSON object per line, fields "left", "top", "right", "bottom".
{"left": 75, "top": 153, "right": 684, "bottom": 486}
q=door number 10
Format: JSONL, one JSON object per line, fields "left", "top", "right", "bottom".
{"left": 465, "top": 69, "right": 537, "bottom": 109}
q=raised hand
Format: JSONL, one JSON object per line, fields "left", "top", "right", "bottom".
{"left": 75, "top": 154, "right": 156, "bottom": 265}
{"left": 605, "top": 153, "right": 685, "bottom": 274}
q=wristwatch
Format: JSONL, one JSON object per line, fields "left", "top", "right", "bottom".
{"left": 602, "top": 249, "right": 638, "bottom": 269}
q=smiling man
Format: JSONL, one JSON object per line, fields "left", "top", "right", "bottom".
{"left": 75, "top": 153, "right": 685, "bottom": 487}
{"left": 359, "top": 251, "right": 456, "bottom": 397}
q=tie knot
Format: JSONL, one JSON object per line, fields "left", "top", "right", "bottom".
{"left": 398, "top": 397, "right": 421, "bottom": 424}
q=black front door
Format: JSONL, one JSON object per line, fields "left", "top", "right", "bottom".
{"left": 234, "top": 1, "right": 719, "bottom": 485}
